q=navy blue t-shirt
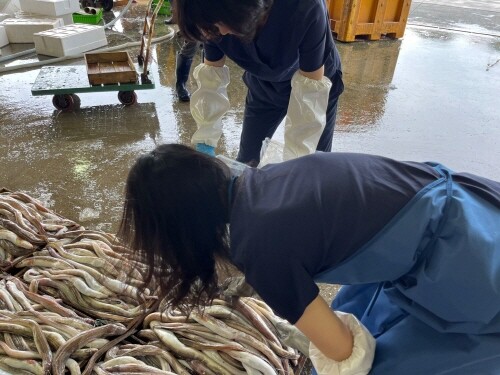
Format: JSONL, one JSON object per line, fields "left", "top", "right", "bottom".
{"left": 204, "top": 0, "right": 341, "bottom": 82}
{"left": 229, "top": 153, "right": 441, "bottom": 323}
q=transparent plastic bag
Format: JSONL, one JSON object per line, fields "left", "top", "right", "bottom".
{"left": 216, "top": 137, "right": 285, "bottom": 174}
{"left": 216, "top": 154, "right": 248, "bottom": 176}
{"left": 258, "top": 137, "right": 285, "bottom": 167}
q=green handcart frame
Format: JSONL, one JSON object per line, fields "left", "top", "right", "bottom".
{"left": 31, "top": 65, "right": 155, "bottom": 111}
{"left": 31, "top": 0, "right": 164, "bottom": 112}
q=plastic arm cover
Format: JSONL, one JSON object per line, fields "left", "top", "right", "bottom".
{"left": 283, "top": 71, "right": 332, "bottom": 161}
{"left": 309, "top": 311, "right": 376, "bottom": 375}
{"left": 190, "top": 63, "right": 230, "bottom": 147}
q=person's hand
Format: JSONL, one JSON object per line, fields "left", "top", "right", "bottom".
{"left": 195, "top": 143, "right": 216, "bottom": 156}
{"left": 190, "top": 63, "right": 230, "bottom": 149}
{"left": 272, "top": 316, "right": 311, "bottom": 356}
{"left": 221, "top": 277, "right": 311, "bottom": 356}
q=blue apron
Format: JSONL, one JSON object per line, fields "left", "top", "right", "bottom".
{"left": 313, "top": 164, "right": 500, "bottom": 374}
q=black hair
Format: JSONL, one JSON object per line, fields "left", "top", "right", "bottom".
{"left": 117, "top": 144, "right": 232, "bottom": 312}
{"left": 175, "top": 0, "right": 274, "bottom": 43}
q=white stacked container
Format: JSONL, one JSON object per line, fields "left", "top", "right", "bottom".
{"left": 0, "top": 25, "right": 8, "bottom": 47}
{"left": 18, "top": 0, "right": 80, "bottom": 17}
{"left": 0, "top": 17, "right": 64, "bottom": 43}
{"left": 18, "top": 0, "right": 80, "bottom": 25}
{"left": 33, "top": 23, "right": 107, "bottom": 57}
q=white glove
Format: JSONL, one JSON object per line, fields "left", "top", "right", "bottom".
{"left": 190, "top": 63, "right": 230, "bottom": 147}
{"left": 283, "top": 71, "right": 332, "bottom": 161}
{"left": 309, "top": 311, "right": 376, "bottom": 375}
{"left": 273, "top": 317, "right": 311, "bottom": 357}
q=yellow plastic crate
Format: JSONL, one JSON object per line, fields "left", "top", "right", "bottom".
{"left": 327, "top": 0, "right": 411, "bottom": 42}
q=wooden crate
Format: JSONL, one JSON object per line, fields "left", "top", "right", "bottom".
{"left": 327, "top": 0, "right": 412, "bottom": 42}
{"left": 85, "top": 51, "right": 138, "bottom": 85}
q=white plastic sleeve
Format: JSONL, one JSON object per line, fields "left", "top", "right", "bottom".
{"left": 309, "top": 311, "right": 376, "bottom": 375}
{"left": 190, "top": 63, "right": 230, "bottom": 147}
{"left": 283, "top": 71, "right": 332, "bottom": 161}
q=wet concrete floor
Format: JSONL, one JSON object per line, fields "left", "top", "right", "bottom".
{"left": 0, "top": 0, "right": 499, "bottom": 233}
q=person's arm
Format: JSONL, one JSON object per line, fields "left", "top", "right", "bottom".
{"left": 190, "top": 52, "right": 230, "bottom": 155}
{"left": 299, "top": 66, "right": 324, "bottom": 81}
{"left": 296, "top": 296, "right": 376, "bottom": 375}
{"left": 296, "top": 295, "right": 353, "bottom": 361}
{"left": 204, "top": 56, "right": 226, "bottom": 67}
{"left": 278, "top": 2, "right": 335, "bottom": 161}
{"left": 282, "top": 70, "right": 332, "bottom": 160}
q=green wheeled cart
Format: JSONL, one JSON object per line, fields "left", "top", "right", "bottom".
{"left": 31, "top": 0, "right": 164, "bottom": 112}
{"left": 31, "top": 65, "right": 155, "bottom": 112}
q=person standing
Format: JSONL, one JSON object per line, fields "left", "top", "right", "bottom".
{"left": 174, "top": 38, "right": 200, "bottom": 102}
{"left": 175, "top": 0, "right": 343, "bottom": 164}
{"left": 165, "top": 5, "right": 201, "bottom": 102}
{"left": 118, "top": 143, "right": 500, "bottom": 374}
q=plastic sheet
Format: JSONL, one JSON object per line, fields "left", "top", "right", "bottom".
{"left": 259, "top": 137, "right": 285, "bottom": 167}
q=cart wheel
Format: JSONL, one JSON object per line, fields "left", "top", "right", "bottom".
{"left": 118, "top": 91, "right": 137, "bottom": 106}
{"left": 71, "top": 94, "right": 81, "bottom": 110}
{"left": 102, "top": 0, "right": 113, "bottom": 11}
{"left": 80, "top": 0, "right": 96, "bottom": 7}
{"left": 52, "top": 94, "right": 75, "bottom": 112}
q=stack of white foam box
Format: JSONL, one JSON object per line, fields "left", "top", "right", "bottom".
{"left": 18, "top": 0, "right": 80, "bottom": 25}
{"left": 0, "top": 15, "right": 8, "bottom": 52}
{"left": 0, "top": 25, "right": 8, "bottom": 48}
{"left": 0, "top": 17, "right": 64, "bottom": 43}
{"left": 33, "top": 23, "right": 107, "bottom": 57}
{"left": 1, "top": 0, "right": 21, "bottom": 16}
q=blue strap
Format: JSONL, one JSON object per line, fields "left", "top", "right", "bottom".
{"left": 365, "top": 282, "right": 384, "bottom": 316}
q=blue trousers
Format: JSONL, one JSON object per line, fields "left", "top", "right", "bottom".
{"left": 329, "top": 284, "right": 500, "bottom": 374}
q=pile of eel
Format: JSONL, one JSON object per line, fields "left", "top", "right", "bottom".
{"left": 0, "top": 189, "right": 306, "bottom": 375}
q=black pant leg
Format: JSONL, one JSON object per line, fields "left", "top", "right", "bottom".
{"left": 236, "top": 74, "right": 290, "bottom": 165}
{"left": 179, "top": 39, "right": 200, "bottom": 59}
{"left": 317, "top": 69, "right": 344, "bottom": 152}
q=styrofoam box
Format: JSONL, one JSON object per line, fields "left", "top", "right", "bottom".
{"left": 0, "top": 26, "right": 8, "bottom": 48}
{"left": 2, "top": 0, "right": 21, "bottom": 16}
{"left": 60, "top": 13, "right": 73, "bottom": 25}
{"left": 0, "top": 17, "right": 64, "bottom": 43}
{"left": 16, "top": 11, "right": 73, "bottom": 25}
{"left": 33, "top": 24, "right": 107, "bottom": 57}
{"left": 19, "top": 0, "right": 80, "bottom": 17}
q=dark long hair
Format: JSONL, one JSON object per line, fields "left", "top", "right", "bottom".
{"left": 117, "top": 144, "right": 232, "bottom": 312}
{"left": 175, "top": 0, "right": 274, "bottom": 42}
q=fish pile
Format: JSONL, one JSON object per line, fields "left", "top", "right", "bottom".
{"left": 17, "top": 231, "right": 154, "bottom": 323}
{"left": 0, "top": 277, "right": 127, "bottom": 375}
{"left": 0, "top": 189, "right": 306, "bottom": 374}
{"left": 0, "top": 188, "right": 82, "bottom": 268}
